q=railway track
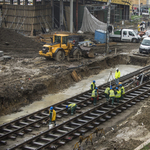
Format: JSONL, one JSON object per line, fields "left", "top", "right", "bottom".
{"left": 0, "top": 65, "right": 150, "bottom": 147}
{"left": 8, "top": 80, "right": 150, "bottom": 150}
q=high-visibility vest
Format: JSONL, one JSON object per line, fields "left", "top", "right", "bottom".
{"left": 68, "top": 103, "right": 76, "bottom": 108}
{"left": 115, "top": 71, "right": 120, "bottom": 79}
{"left": 105, "top": 87, "right": 110, "bottom": 94}
{"left": 121, "top": 86, "right": 125, "bottom": 94}
{"left": 115, "top": 90, "right": 121, "bottom": 98}
{"left": 91, "top": 89, "right": 98, "bottom": 97}
{"left": 49, "top": 109, "right": 56, "bottom": 121}
{"left": 109, "top": 89, "right": 115, "bottom": 97}
{"left": 90, "top": 83, "right": 96, "bottom": 90}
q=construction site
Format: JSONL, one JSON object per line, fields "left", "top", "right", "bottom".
{"left": 1, "top": 0, "right": 150, "bottom": 150}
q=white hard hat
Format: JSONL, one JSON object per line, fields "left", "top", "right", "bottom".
{"left": 116, "top": 68, "right": 118, "bottom": 71}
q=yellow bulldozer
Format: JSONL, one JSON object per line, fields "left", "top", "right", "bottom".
{"left": 39, "top": 34, "right": 93, "bottom": 61}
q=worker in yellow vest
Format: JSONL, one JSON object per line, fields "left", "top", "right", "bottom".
{"left": 104, "top": 86, "right": 111, "bottom": 102}
{"left": 90, "top": 80, "right": 96, "bottom": 91}
{"left": 138, "top": 24, "right": 141, "bottom": 32}
{"left": 66, "top": 103, "right": 77, "bottom": 115}
{"left": 91, "top": 87, "right": 98, "bottom": 106}
{"left": 119, "top": 84, "right": 125, "bottom": 100}
{"left": 109, "top": 87, "right": 115, "bottom": 106}
{"left": 115, "top": 87, "right": 121, "bottom": 103}
{"left": 49, "top": 106, "right": 56, "bottom": 126}
{"left": 115, "top": 68, "right": 120, "bottom": 86}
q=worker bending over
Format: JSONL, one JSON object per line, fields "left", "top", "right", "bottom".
{"left": 109, "top": 87, "right": 115, "bottom": 106}
{"left": 90, "top": 80, "right": 96, "bottom": 91}
{"left": 115, "top": 68, "right": 120, "bottom": 86}
{"left": 104, "top": 86, "right": 110, "bottom": 102}
{"left": 66, "top": 103, "right": 77, "bottom": 115}
{"left": 115, "top": 87, "right": 121, "bottom": 103}
{"left": 91, "top": 87, "right": 98, "bottom": 106}
{"left": 119, "top": 84, "right": 125, "bottom": 100}
{"left": 49, "top": 106, "right": 56, "bottom": 126}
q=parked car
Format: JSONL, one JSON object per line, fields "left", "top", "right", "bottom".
{"left": 139, "top": 37, "right": 150, "bottom": 54}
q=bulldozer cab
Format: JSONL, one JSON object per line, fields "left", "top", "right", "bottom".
{"left": 53, "top": 34, "right": 71, "bottom": 49}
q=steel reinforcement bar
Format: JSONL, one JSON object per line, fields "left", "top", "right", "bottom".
{"left": 0, "top": 65, "right": 150, "bottom": 145}
{"left": 8, "top": 81, "right": 150, "bottom": 150}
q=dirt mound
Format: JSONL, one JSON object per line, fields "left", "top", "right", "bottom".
{"left": 0, "top": 27, "right": 42, "bottom": 58}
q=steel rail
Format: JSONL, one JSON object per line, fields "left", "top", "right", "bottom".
{"left": 8, "top": 81, "right": 150, "bottom": 150}
{"left": 0, "top": 65, "right": 150, "bottom": 144}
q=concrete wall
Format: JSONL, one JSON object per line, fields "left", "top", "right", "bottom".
{"left": 2, "top": 4, "right": 52, "bottom": 34}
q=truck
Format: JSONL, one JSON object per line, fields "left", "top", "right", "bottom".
{"left": 109, "top": 29, "right": 140, "bottom": 43}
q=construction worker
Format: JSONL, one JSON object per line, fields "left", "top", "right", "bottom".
{"left": 90, "top": 80, "right": 96, "bottom": 91}
{"left": 91, "top": 87, "right": 98, "bottom": 106}
{"left": 115, "top": 87, "right": 121, "bottom": 103}
{"left": 137, "top": 24, "right": 141, "bottom": 32}
{"left": 66, "top": 103, "right": 77, "bottom": 115}
{"left": 115, "top": 68, "right": 120, "bottom": 86}
{"left": 49, "top": 106, "right": 56, "bottom": 126}
{"left": 109, "top": 87, "right": 115, "bottom": 106}
{"left": 119, "top": 84, "right": 125, "bottom": 100}
{"left": 104, "top": 86, "right": 111, "bottom": 102}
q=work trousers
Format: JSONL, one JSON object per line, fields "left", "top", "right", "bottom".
{"left": 105, "top": 93, "right": 109, "bottom": 101}
{"left": 115, "top": 78, "right": 119, "bottom": 85}
{"left": 93, "top": 97, "right": 97, "bottom": 106}
{"left": 71, "top": 105, "right": 77, "bottom": 115}
{"left": 49, "top": 116, "right": 56, "bottom": 126}
{"left": 116, "top": 98, "right": 120, "bottom": 103}
{"left": 110, "top": 97, "right": 114, "bottom": 105}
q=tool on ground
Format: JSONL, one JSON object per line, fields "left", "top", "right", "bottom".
{"left": 73, "top": 128, "right": 105, "bottom": 150}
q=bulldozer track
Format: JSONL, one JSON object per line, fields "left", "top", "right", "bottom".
{"left": 8, "top": 80, "right": 150, "bottom": 150}
{"left": 0, "top": 65, "right": 150, "bottom": 148}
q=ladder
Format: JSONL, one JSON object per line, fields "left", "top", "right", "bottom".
{"left": 9, "top": 16, "right": 16, "bottom": 29}
{"left": 15, "top": 17, "right": 21, "bottom": 30}
{"left": 17, "top": 17, "right": 26, "bottom": 32}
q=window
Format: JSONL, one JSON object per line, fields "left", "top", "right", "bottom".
{"left": 129, "top": 31, "right": 134, "bottom": 36}
{"left": 62, "top": 36, "right": 68, "bottom": 44}
{"left": 123, "top": 31, "right": 127, "bottom": 35}
{"left": 55, "top": 36, "right": 61, "bottom": 43}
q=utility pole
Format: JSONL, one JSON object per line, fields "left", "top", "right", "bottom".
{"left": 106, "top": 0, "right": 111, "bottom": 54}
{"left": 70, "top": 0, "right": 73, "bottom": 33}
{"left": 139, "top": 0, "right": 140, "bottom": 16}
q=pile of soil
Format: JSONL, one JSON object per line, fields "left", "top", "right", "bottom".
{"left": 0, "top": 27, "right": 43, "bottom": 58}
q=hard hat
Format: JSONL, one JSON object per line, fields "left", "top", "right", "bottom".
{"left": 93, "top": 80, "right": 95, "bottom": 83}
{"left": 110, "top": 87, "right": 112, "bottom": 90}
{"left": 119, "top": 84, "right": 122, "bottom": 87}
{"left": 96, "top": 87, "right": 98, "bottom": 90}
{"left": 116, "top": 87, "right": 118, "bottom": 90}
{"left": 50, "top": 106, "right": 53, "bottom": 110}
{"left": 66, "top": 105, "right": 68, "bottom": 109}
{"left": 116, "top": 68, "right": 118, "bottom": 71}
{"left": 119, "top": 82, "right": 122, "bottom": 85}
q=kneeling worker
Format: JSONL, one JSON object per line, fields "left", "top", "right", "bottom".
{"left": 109, "top": 87, "right": 115, "bottom": 106}
{"left": 91, "top": 87, "right": 98, "bottom": 106}
{"left": 115, "top": 87, "right": 121, "bottom": 103}
{"left": 66, "top": 103, "right": 77, "bottom": 115}
{"left": 49, "top": 106, "right": 56, "bottom": 126}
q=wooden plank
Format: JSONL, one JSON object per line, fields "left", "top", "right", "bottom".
{"left": 71, "top": 70, "right": 80, "bottom": 82}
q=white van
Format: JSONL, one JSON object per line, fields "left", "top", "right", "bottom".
{"left": 139, "top": 37, "right": 150, "bottom": 54}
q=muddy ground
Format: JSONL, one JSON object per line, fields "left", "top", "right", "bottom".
{"left": 0, "top": 28, "right": 150, "bottom": 150}
{"left": 1, "top": 28, "right": 147, "bottom": 116}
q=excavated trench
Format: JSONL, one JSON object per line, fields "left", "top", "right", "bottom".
{"left": 0, "top": 54, "right": 149, "bottom": 116}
